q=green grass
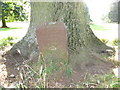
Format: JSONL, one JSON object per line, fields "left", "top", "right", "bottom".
{"left": 21, "top": 49, "right": 68, "bottom": 88}
{"left": 112, "top": 38, "right": 120, "bottom": 46}
{"left": 77, "top": 74, "right": 120, "bottom": 88}
{"left": 64, "top": 65, "right": 73, "bottom": 77}
{"left": 0, "top": 36, "right": 17, "bottom": 49}
{"left": 90, "top": 24, "right": 109, "bottom": 31}
{"left": 0, "top": 27, "right": 22, "bottom": 31}
{"left": 39, "top": 49, "right": 68, "bottom": 76}
{"left": 100, "top": 38, "right": 109, "bottom": 44}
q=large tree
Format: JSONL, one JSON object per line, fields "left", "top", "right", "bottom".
{"left": 1, "top": 2, "right": 28, "bottom": 28}
{"left": 0, "top": 2, "right": 2, "bottom": 21}
{"left": 108, "top": 0, "right": 120, "bottom": 23}
{"left": 8, "top": 1, "right": 114, "bottom": 76}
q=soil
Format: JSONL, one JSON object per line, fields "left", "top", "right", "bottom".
{"left": 0, "top": 47, "right": 24, "bottom": 88}
{"left": 0, "top": 46, "right": 118, "bottom": 88}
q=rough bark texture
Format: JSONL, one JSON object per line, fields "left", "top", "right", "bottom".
{"left": 2, "top": 17, "right": 8, "bottom": 28}
{"left": 1, "top": 1, "right": 8, "bottom": 28}
{"left": 0, "top": 1, "right": 2, "bottom": 21}
{"left": 8, "top": 2, "right": 114, "bottom": 69}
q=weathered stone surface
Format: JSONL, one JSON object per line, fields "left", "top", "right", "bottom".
{"left": 36, "top": 22, "right": 68, "bottom": 54}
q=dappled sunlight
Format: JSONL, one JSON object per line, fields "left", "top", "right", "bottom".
{"left": 0, "top": 22, "right": 30, "bottom": 40}
{"left": 92, "top": 23, "right": 118, "bottom": 42}
{"left": 0, "top": 58, "right": 8, "bottom": 87}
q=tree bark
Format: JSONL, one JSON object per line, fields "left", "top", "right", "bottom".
{"left": 1, "top": 2, "right": 8, "bottom": 28}
{"left": 8, "top": 2, "right": 114, "bottom": 72}
{"left": 1, "top": 17, "right": 8, "bottom": 28}
{"left": 0, "top": 1, "right": 2, "bottom": 21}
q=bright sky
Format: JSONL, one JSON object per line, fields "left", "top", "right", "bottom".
{"left": 84, "top": 0, "right": 115, "bottom": 23}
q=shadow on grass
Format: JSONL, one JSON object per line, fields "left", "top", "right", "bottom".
{"left": 0, "top": 27, "right": 23, "bottom": 31}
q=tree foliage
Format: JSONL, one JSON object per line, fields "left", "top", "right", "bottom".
{"left": 108, "top": 0, "right": 120, "bottom": 23}
{"left": 1, "top": 1, "right": 28, "bottom": 27}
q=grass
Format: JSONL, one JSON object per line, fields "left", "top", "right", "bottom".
{"left": 0, "top": 27, "right": 22, "bottom": 31}
{"left": 100, "top": 38, "right": 109, "bottom": 44}
{"left": 90, "top": 24, "right": 109, "bottom": 31}
{"left": 64, "top": 65, "right": 73, "bottom": 77}
{"left": 77, "top": 74, "right": 120, "bottom": 88}
{"left": 112, "top": 38, "right": 120, "bottom": 46}
{"left": 19, "top": 49, "right": 68, "bottom": 88}
{"left": 99, "top": 38, "right": 120, "bottom": 47}
{"left": 0, "top": 36, "right": 17, "bottom": 49}
{"left": 37, "top": 49, "right": 68, "bottom": 76}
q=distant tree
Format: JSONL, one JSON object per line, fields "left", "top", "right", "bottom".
{"left": 1, "top": 2, "right": 28, "bottom": 28}
{"left": 108, "top": 0, "right": 120, "bottom": 23}
{"left": 83, "top": 3, "right": 92, "bottom": 23}
{"left": 0, "top": 2, "right": 2, "bottom": 21}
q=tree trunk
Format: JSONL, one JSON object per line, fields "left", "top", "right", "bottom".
{"left": 1, "top": 1, "right": 8, "bottom": 28}
{"left": 0, "top": 1, "right": 2, "bottom": 21}
{"left": 1, "top": 17, "right": 8, "bottom": 28}
{"left": 8, "top": 2, "right": 114, "bottom": 73}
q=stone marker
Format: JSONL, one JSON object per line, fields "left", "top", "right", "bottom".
{"left": 36, "top": 22, "right": 68, "bottom": 59}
